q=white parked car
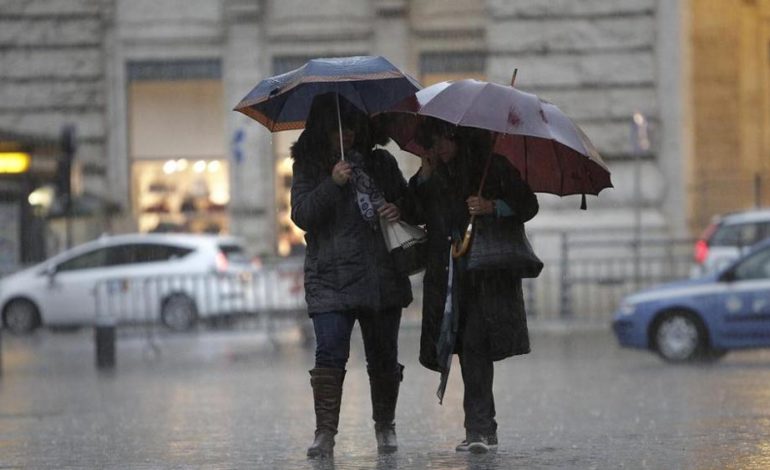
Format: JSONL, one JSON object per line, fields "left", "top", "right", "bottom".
{"left": 0, "top": 233, "right": 262, "bottom": 335}
{"left": 692, "top": 208, "right": 770, "bottom": 277}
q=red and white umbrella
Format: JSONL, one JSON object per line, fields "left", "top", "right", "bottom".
{"left": 384, "top": 78, "right": 612, "bottom": 200}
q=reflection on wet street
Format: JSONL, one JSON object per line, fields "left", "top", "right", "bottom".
{"left": 2, "top": 325, "right": 770, "bottom": 468}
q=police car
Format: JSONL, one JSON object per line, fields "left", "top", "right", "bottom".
{"left": 613, "top": 238, "right": 770, "bottom": 362}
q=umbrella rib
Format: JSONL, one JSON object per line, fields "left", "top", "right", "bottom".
{"left": 552, "top": 138, "right": 565, "bottom": 194}
{"left": 523, "top": 135, "right": 528, "bottom": 182}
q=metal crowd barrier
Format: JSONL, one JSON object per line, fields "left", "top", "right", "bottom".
{"left": 524, "top": 232, "right": 695, "bottom": 321}
{"left": 92, "top": 264, "right": 306, "bottom": 368}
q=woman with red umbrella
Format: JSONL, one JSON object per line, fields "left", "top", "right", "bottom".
{"left": 407, "top": 117, "right": 539, "bottom": 454}
{"left": 291, "top": 93, "right": 413, "bottom": 458}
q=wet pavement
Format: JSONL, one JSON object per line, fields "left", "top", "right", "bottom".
{"left": 1, "top": 322, "right": 770, "bottom": 469}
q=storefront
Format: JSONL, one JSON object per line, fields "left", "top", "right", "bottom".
{"left": 0, "top": 130, "right": 58, "bottom": 273}
{"left": 127, "top": 60, "right": 230, "bottom": 234}
{"left": 272, "top": 130, "right": 303, "bottom": 257}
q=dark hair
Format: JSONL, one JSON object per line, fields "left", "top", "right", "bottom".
{"left": 415, "top": 117, "right": 492, "bottom": 157}
{"left": 414, "top": 117, "right": 493, "bottom": 195}
{"left": 414, "top": 117, "right": 456, "bottom": 149}
{"left": 291, "top": 93, "right": 388, "bottom": 170}
{"left": 368, "top": 114, "right": 393, "bottom": 148}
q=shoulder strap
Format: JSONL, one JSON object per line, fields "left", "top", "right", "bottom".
{"left": 476, "top": 153, "right": 494, "bottom": 197}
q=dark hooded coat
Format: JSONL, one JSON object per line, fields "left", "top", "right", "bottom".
{"left": 408, "top": 152, "right": 538, "bottom": 372}
{"left": 291, "top": 139, "right": 413, "bottom": 316}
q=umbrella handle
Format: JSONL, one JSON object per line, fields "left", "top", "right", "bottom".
{"left": 335, "top": 92, "right": 345, "bottom": 161}
{"left": 452, "top": 150, "right": 494, "bottom": 258}
{"left": 451, "top": 217, "right": 475, "bottom": 258}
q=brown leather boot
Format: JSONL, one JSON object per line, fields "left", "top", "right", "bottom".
{"left": 369, "top": 364, "right": 404, "bottom": 453}
{"left": 307, "top": 368, "right": 345, "bottom": 458}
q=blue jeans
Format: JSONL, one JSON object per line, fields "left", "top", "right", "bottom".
{"left": 312, "top": 308, "right": 402, "bottom": 373}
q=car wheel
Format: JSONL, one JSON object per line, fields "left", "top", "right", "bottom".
{"left": 161, "top": 295, "right": 197, "bottom": 332}
{"left": 3, "top": 299, "right": 40, "bottom": 335}
{"left": 653, "top": 310, "right": 706, "bottom": 363}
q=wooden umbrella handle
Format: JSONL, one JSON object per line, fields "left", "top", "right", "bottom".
{"left": 451, "top": 216, "right": 475, "bottom": 258}
{"left": 452, "top": 144, "right": 495, "bottom": 259}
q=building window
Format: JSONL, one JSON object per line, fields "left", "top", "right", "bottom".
{"left": 127, "top": 60, "right": 228, "bottom": 234}
{"left": 127, "top": 59, "right": 221, "bottom": 81}
{"left": 419, "top": 51, "right": 486, "bottom": 85}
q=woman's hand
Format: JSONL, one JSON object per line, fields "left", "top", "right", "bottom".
{"left": 466, "top": 196, "right": 494, "bottom": 216}
{"left": 378, "top": 202, "right": 401, "bottom": 222}
{"left": 331, "top": 160, "right": 352, "bottom": 186}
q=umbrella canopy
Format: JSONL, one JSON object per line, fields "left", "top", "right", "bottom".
{"left": 234, "top": 56, "right": 421, "bottom": 132}
{"left": 384, "top": 79, "right": 612, "bottom": 197}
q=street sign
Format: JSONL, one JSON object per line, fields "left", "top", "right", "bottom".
{"left": 231, "top": 128, "right": 244, "bottom": 165}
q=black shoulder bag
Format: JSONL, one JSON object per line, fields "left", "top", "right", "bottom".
{"left": 452, "top": 154, "right": 543, "bottom": 277}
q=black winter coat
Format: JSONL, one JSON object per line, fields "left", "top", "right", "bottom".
{"left": 409, "top": 153, "right": 538, "bottom": 372}
{"left": 291, "top": 147, "right": 413, "bottom": 315}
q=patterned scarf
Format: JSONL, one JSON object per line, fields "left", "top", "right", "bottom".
{"left": 347, "top": 150, "right": 386, "bottom": 228}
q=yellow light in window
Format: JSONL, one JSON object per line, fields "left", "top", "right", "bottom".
{"left": 193, "top": 160, "right": 207, "bottom": 173}
{"left": 163, "top": 160, "right": 177, "bottom": 174}
{"left": 279, "top": 156, "right": 293, "bottom": 173}
{"left": 278, "top": 238, "right": 291, "bottom": 257}
{"left": 176, "top": 159, "right": 188, "bottom": 171}
{"left": 207, "top": 160, "right": 221, "bottom": 173}
{"left": 28, "top": 185, "right": 54, "bottom": 207}
{"left": 209, "top": 188, "right": 229, "bottom": 205}
{"left": 0, "top": 152, "right": 31, "bottom": 174}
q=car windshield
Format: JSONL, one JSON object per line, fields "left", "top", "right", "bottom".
{"left": 710, "top": 222, "right": 765, "bottom": 247}
{"left": 733, "top": 247, "right": 770, "bottom": 281}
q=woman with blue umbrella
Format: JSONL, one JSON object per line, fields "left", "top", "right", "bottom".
{"left": 235, "top": 57, "right": 421, "bottom": 458}
{"left": 291, "top": 94, "right": 413, "bottom": 458}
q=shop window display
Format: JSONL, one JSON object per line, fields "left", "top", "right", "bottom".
{"left": 133, "top": 159, "right": 229, "bottom": 234}
{"left": 127, "top": 68, "right": 226, "bottom": 236}
{"left": 273, "top": 130, "right": 305, "bottom": 257}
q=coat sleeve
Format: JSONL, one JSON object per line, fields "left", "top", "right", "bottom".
{"left": 493, "top": 155, "right": 539, "bottom": 223}
{"left": 377, "top": 149, "right": 422, "bottom": 225}
{"left": 290, "top": 161, "right": 344, "bottom": 231}
{"left": 403, "top": 170, "right": 431, "bottom": 225}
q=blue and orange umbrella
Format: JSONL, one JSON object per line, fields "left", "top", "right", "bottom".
{"left": 234, "top": 55, "right": 421, "bottom": 132}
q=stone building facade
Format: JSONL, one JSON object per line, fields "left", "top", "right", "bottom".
{"left": 1, "top": 0, "right": 701, "bottom": 262}
{"left": 0, "top": 0, "right": 113, "bottom": 267}
{"left": 690, "top": 0, "right": 770, "bottom": 231}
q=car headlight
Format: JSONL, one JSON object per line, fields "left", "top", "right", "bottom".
{"left": 618, "top": 300, "right": 637, "bottom": 317}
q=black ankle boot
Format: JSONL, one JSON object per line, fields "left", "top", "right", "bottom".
{"left": 369, "top": 364, "right": 403, "bottom": 453}
{"left": 375, "top": 422, "right": 397, "bottom": 453}
{"left": 307, "top": 368, "right": 345, "bottom": 458}
{"left": 308, "top": 430, "right": 335, "bottom": 458}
